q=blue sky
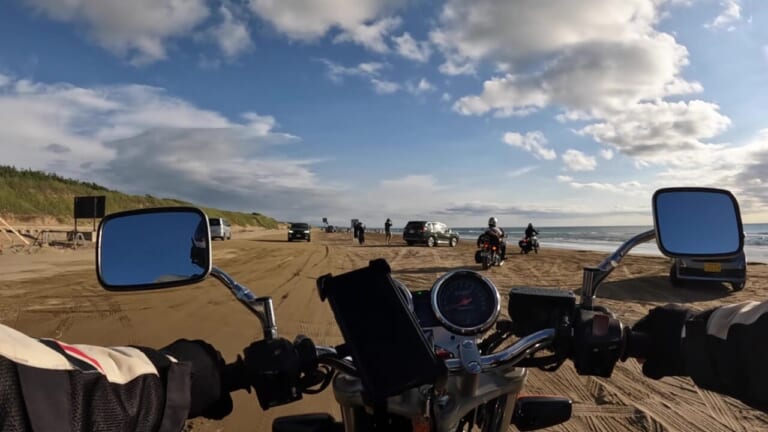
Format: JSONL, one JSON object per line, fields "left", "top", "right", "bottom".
{"left": 1, "top": 0, "right": 767, "bottom": 227}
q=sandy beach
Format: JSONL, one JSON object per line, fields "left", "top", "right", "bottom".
{"left": 1, "top": 229, "right": 767, "bottom": 431}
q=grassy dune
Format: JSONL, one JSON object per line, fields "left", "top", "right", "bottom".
{"left": 0, "top": 166, "right": 279, "bottom": 228}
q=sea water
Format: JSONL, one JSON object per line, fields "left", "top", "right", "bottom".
{"left": 447, "top": 224, "right": 768, "bottom": 264}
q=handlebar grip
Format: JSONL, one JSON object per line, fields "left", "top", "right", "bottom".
{"left": 223, "top": 356, "right": 251, "bottom": 393}
{"left": 623, "top": 329, "right": 652, "bottom": 360}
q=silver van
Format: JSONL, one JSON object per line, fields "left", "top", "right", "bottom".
{"left": 209, "top": 217, "right": 232, "bottom": 240}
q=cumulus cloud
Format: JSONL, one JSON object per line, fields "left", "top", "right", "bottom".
{"left": 210, "top": 4, "right": 252, "bottom": 58}
{"left": 371, "top": 79, "right": 400, "bottom": 94}
{"left": 0, "top": 75, "right": 345, "bottom": 220}
{"left": 333, "top": 16, "right": 402, "bottom": 53}
{"left": 405, "top": 78, "right": 435, "bottom": 95}
{"left": 23, "top": 0, "right": 209, "bottom": 64}
{"left": 249, "top": 0, "right": 404, "bottom": 51}
{"left": 577, "top": 100, "right": 730, "bottom": 162}
{"left": 503, "top": 131, "right": 556, "bottom": 160}
{"left": 600, "top": 149, "right": 614, "bottom": 160}
{"left": 392, "top": 32, "right": 432, "bottom": 62}
{"left": 318, "top": 59, "right": 386, "bottom": 82}
{"left": 438, "top": 0, "right": 731, "bottom": 166}
{"left": 562, "top": 149, "right": 597, "bottom": 171}
{"left": 707, "top": 0, "right": 741, "bottom": 30}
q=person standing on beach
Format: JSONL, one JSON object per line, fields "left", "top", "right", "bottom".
{"left": 357, "top": 221, "right": 366, "bottom": 245}
{"left": 384, "top": 218, "right": 393, "bottom": 245}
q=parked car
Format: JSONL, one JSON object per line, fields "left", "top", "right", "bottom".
{"left": 288, "top": 223, "right": 311, "bottom": 242}
{"left": 209, "top": 217, "right": 231, "bottom": 240}
{"left": 403, "top": 221, "right": 459, "bottom": 247}
{"left": 669, "top": 251, "right": 747, "bottom": 291}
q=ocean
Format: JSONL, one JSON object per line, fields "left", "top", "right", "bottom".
{"left": 393, "top": 224, "right": 768, "bottom": 263}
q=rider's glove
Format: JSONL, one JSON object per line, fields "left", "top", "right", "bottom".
{"left": 631, "top": 304, "right": 693, "bottom": 379}
{"left": 243, "top": 337, "right": 303, "bottom": 410}
{"left": 162, "top": 339, "right": 233, "bottom": 420}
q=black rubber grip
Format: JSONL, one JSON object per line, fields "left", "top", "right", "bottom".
{"left": 223, "top": 357, "right": 251, "bottom": 393}
{"left": 624, "top": 329, "right": 652, "bottom": 360}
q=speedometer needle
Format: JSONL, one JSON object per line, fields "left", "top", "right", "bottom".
{"left": 446, "top": 297, "right": 473, "bottom": 310}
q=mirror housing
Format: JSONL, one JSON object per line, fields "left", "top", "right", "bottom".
{"left": 97, "top": 207, "right": 212, "bottom": 291}
{"left": 653, "top": 187, "right": 744, "bottom": 259}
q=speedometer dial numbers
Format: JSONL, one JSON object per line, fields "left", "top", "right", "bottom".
{"left": 431, "top": 271, "right": 500, "bottom": 335}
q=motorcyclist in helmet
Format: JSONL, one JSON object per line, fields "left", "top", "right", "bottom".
{"left": 478, "top": 217, "right": 506, "bottom": 262}
{"left": 524, "top": 222, "right": 538, "bottom": 241}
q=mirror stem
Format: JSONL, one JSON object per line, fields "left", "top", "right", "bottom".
{"left": 210, "top": 267, "right": 278, "bottom": 340}
{"left": 580, "top": 229, "right": 655, "bottom": 308}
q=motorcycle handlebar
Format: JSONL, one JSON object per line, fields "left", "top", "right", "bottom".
{"left": 622, "top": 328, "right": 652, "bottom": 360}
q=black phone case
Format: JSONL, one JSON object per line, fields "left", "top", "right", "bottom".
{"left": 317, "top": 259, "right": 444, "bottom": 403}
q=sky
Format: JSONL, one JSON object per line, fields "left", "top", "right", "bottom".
{"left": 1, "top": 0, "right": 768, "bottom": 227}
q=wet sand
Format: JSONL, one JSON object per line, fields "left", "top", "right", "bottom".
{"left": 1, "top": 230, "right": 767, "bottom": 431}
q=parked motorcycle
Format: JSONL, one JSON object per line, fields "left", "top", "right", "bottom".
{"left": 475, "top": 234, "right": 504, "bottom": 270}
{"left": 95, "top": 187, "right": 744, "bottom": 432}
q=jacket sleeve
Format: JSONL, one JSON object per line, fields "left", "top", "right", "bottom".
{"left": 0, "top": 323, "right": 192, "bottom": 432}
{"left": 683, "top": 300, "right": 768, "bottom": 411}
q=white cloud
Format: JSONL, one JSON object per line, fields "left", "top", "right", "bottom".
{"left": 556, "top": 175, "right": 573, "bottom": 182}
{"left": 568, "top": 180, "right": 645, "bottom": 194}
{"left": 562, "top": 149, "right": 597, "bottom": 171}
{"left": 577, "top": 100, "right": 730, "bottom": 163}
{"left": 249, "top": 0, "right": 404, "bottom": 51}
{"left": 392, "top": 32, "right": 432, "bottom": 62}
{"left": 599, "top": 149, "right": 614, "bottom": 160}
{"left": 502, "top": 131, "right": 557, "bottom": 160}
{"left": 333, "top": 16, "right": 402, "bottom": 53}
{"left": 371, "top": 79, "right": 400, "bottom": 94}
{"left": 210, "top": 4, "right": 252, "bottom": 58}
{"left": 0, "top": 75, "right": 345, "bottom": 220}
{"left": 507, "top": 166, "right": 537, "bottom": 177}
{"left": 439, "top": 0, "right": 732, "bottom": 168}
{"left": 318, "top": 59, "right": 385, "bottom": 82}
{"left": 707, "top": 0, "right": 741, "bottom": 30}
{"left": 23, "top": 0, "right": 209, "bottom": 64}
{"left": 406, "top": 78, "right": 435, "bottom": 95}
{"left": 441, "top": 92, "right": 451, "bottom": 102}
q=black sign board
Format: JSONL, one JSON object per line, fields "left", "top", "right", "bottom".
{"left": 322, "top": 217, "right": 328, "bottom": 224}
{"left": 74, "top": 196, "right": 106, "bottom": 219}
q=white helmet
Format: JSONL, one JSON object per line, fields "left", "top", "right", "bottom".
{"left": 488, "top": 217, "right": 498, "bottom": 227}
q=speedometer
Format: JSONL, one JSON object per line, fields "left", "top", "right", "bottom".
{"left": 431, "top": 270, "right": 500, "bottom": 335}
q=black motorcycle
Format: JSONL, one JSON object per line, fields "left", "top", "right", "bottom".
{"left": 475, "top": 234, "right": 503, "bottom": 269}
{"left": 94, "top": 187, "right": 744, "bottom": 432}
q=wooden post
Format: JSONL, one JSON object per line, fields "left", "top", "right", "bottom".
{"left": 0, "top": 217, "right": 30, "bottom": 245}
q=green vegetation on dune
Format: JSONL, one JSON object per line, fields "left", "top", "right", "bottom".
{"left": 0, "top": 166, "right": 279, "bottom": 228}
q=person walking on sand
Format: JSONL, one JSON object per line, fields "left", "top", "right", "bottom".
{"left": 357, "top": 221, "right": 366, "bottom": 245}
{"left": 384, "top": 218, "right": 393, "bottom": 245}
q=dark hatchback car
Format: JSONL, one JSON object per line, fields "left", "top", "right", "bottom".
{"left": 288, "top": 223, "right": 311, "bottom": 242}
{"left": 403, "top": 221, "right": 459, "bottom": 247}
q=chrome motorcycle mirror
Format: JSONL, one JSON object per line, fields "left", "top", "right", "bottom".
{"left": 580, "top": 187, "right": 744, "bottom": 307}
{"left": 97, "top": 207, "right": 212, "bottom": 290}
{"left": 653, "top": 187, "right": 744, "bottom": 258}
{"left": 97, "top": 207, "right": 278, "bottom": 340}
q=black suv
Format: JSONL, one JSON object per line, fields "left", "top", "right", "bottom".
{"left": 403, "top": 221, "right": 459, "bottom": 247}
{"left": 288, "top": 223, "right": 311, "bottom": 242}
